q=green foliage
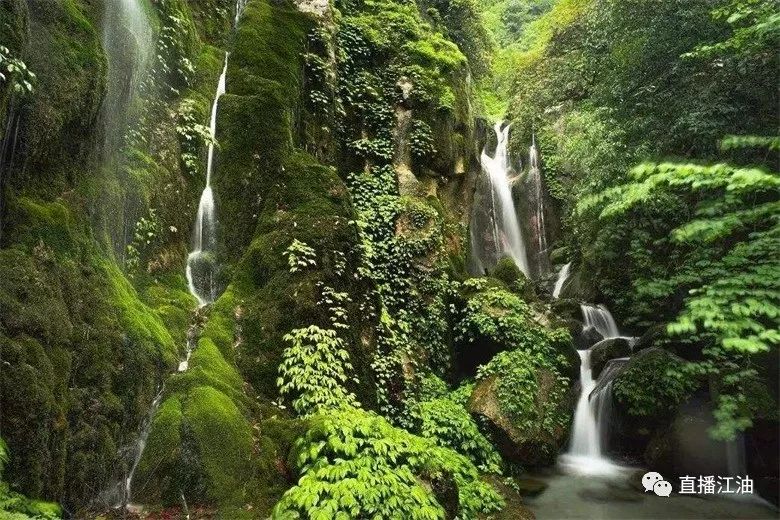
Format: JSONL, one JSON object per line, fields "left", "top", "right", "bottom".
{"left": 409, "top": 119, "right": 437, "bottom": 161}
{"left": 612, "top": 350, "right": 698, "bottom": 418}
{"left": 0, "top": 438, "right": 61, "bottom": 519}
{"left": 0, "top": 45, "right": 36, "bottom": 96}
{"left": 455, "top": 286, "right": 572, "bottom": 367}
{"left": 277, "top": 326, "right": 360, "bottom": 415}
{"left": 285, "top": 239, "right": 318, "bottom": 274}
{"left": 477, "top": 349, "right": 570, "bottom": 435}
{"left": 578, "top": 137, "right": 779, "bottom": 439}
{"left": 408, "top": 394, "right": 503, "bottom": 473}
{"left": 273, "top": 407, "right": 504, "bottom": 519}
{"left": 176, "top": 97, "right": 216, "bottom": 175}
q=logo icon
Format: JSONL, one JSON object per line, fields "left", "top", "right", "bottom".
{"left": 653, "top": 479, "right": 673, "bottom": 497}
{"left": 642, "top": 471, "right": 664, "bottom": 492}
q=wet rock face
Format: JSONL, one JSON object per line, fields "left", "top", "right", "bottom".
{"left": 468, "top": 373, "right": 571, "bottom": 467}
{"left": 574, "top": 325, "right": 603, "bottom": 350}
{"left": 590, "top": 337, "right": 631, "bottom": 379}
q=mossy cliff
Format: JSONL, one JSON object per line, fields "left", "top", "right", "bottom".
{"left": 0, "top": 0, "right": 571, "bottom": 516}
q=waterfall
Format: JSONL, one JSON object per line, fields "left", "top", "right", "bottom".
{"left": 552, "top": 262, "right": 572, "bottom": 298}
{"left": 186, "top": 53, "right": 229, "bottom": 306}
{"left": 122, "top": 388, "right": 163, "bottom": 507}
{"left": 591, "top": 358, "right": 629, "bottom": 453}
{"left": 100, "top": 387, "right": 163, "bottom": 508}
{"left": 476, "top": 121, "right": 530, "bottom": 275}
{"left": 581, "top": 304, "right": 620, "bottom": 338}
{"left": 559, "top": 350, "right": 626, "bottom": 477}
{"left": 527, "top": 134, "right": 549, "bottom": 271}
{"left": 99, "top": 0, "right": 153, "bottom": 161}
{"left": 99, "top": 0, "right": 154, "bottom": 262}
{"left": 559, "top": 305, "right": 629, "bottom": 476}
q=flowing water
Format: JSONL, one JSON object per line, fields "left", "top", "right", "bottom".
{"left": 552, "top": 262, "right": 572, "bottom": 298}
{"left": 101, "top": 387, "right": 163, "bottom": 508}
{"left": 469, "top": 121, "right": 530, "bottom": 275}
{"left": 99, "top": 0, "right": 153, "bottom": 160}
{"left": 559, "top": 349, "right": 627, "bottom": 477}
{"left": 559, "top": 305, "right": 628, "bottom": 476}
{"left": 581, "top": 304, "right": 620, "bottom": 339}
{"left": 526, "top": 134, "right": 550, "bottom": 274}
{"left": 186, "top": 53, "right": 229, "bottom": 306}
{"left": 99, "top": 0, "right": 154, "bottom": 262}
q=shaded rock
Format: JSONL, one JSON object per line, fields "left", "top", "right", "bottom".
{"left": 428, "top": 471, "right": 459, "bottom": 520}
{"left": 553, "top": 337, "right": 581, "bottom": 382}
{"left": 644, "top": 401, "right": 734, "bottom": 478}
{"left": 514, "top": 477, "right": 548, "bottom": 497}
{"left": 468, "top": 372, "right": 572, "bottom": 467}
{"left": 550, "top": 298, "right": 581, "bottom": 322}
{"left": 484, "top": 475, "right": 536, "bottom": 520}
{"left": 633, "top": 324, "right": 665, "bottom": 352}
{"left": 590, "top": 338, "right": 631, "bottom": 379}
{"left": 574, "top": 326, "right": 603, "bottom": 350}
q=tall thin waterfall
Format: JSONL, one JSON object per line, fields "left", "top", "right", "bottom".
{"left": 101, "top": 387, "right": 163, "bottom": 508}
{"left": 527, "top": 134, "right": 549, "bottom": 270}
{"left": 186, "top": 54, "right": 229, "bottom": 306}
{"left": 99, "top": 0, "right": 155, "bottom": 262}
{"left": 552, "top": 262, "right": 572, "bottom": 298}
{"left": 99, "top": 0, "right": 154, "bottom": 159}
{"left": 581, "top": 304, "right": 620, "bottom": 338}
{"left": 478, "top": 122, "right": 529, "bottom": 275}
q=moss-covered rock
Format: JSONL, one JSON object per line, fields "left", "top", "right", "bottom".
{"left": 0, "top": 197, "right": 177, "bottom": 509}
{"left": 454, "top": 284, "right": 576, "bottom": 380}
{"left": 613, "top": 348, "right": 698, "bottom": 420}
{"left": 468, "top": 349, "right": 574, "bottom": 467}
{"left": 590, "top": 337, "right": 631, "bottom": 379}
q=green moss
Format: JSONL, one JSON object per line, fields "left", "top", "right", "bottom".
{"left": 133, "top": 396, "right": 184, "bottom": 504}
{"left": 184, "top": 386, "right": 253, "bottom": 504}
{"left": 0, "top": 196, "right": 177, "bottom": 508}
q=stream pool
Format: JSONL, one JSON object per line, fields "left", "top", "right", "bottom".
{"left": 524, "top": 470, "right": 778, "bottom": 520}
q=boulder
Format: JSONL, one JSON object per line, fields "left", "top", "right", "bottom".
{"left": 468, "top": 371, "right": 572, "bottom": 467}
{"left": 483, "top": 476, "right": 536, "bottom": 520}
{"left": 574, "top": 325, "right": 603, "bottom": 350}
{"left": 590, "top": 337, "right": 631, "bottom": 379}
{"left": 633, "top": 324, "right": 665, "bottom": 351}
{"left": 550, "top": 298, "right": 582, "bottom": 322}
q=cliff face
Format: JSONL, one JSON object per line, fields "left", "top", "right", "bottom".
{"left": 0, "top": 0, "right": 490, "bottom": 514}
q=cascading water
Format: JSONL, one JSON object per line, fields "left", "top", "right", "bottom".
{"left": 552, "top": 262, "right": 572, "bottom": 298}
{"left": 470, "top": 121, "right": 530, "bottom": 275}
{"left": 526, "top": 134, "right": 550, "bottom": 273}
{"left": 591, "top": 357, "right": 630, "bottom": 454}
{"left": 101, "top": 387, "right": 163, "bottom": 509}
{"left": 581, "top": 304, "right": 620, "bottom": 339}
{"left": 559, "top": 304, "right": 627, "bottom": 476}
{"left": 186, "top": 53, "right": 229, "bottom": 306}
{"left": 99, "top": 0, "right": 154, "bottom": 262}
{"left": 560, "top": 349, "right": 626, "bottom": 476}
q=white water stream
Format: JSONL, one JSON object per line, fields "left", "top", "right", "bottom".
{"left": 186, "top": 53, "right": 229, "bottom": 306}
{"left": 560, "top": 305, "right": 627, "bottom": 476}
{"left": 552, "top": 262, "right": 572, "bottom": 298}
{"left": 479, "top": 122, "right": 530, "bottom": 275}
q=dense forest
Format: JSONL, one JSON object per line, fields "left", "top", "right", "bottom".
{"left": 0, "top": 0, "right": 777, "bottom": 518}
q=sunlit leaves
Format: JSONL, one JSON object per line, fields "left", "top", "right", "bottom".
{"left": 272, "top": 407, "right": 504, "bottom": 519}
{"left": 277, "top": 326, "right": 360, "bottom": 416}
